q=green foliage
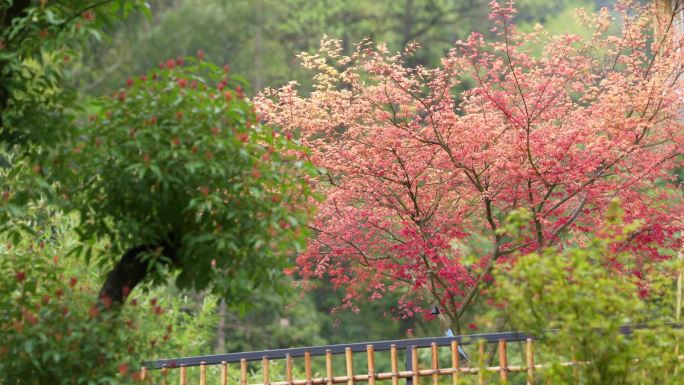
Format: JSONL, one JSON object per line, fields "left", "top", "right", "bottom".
{"left": 0, "top": 209, "right": 218, "bottom": 385}
{"left": 0, "top": 150, "right": 47, "bottom": 227}
{"left": 0, "top": 0, "right": 149, "bottom": 145}
{"left": 45, "top": 57, "right": 313, "bottom": 304}
{"left": 72, "top": 0, "right": 604, "bottom": 96}
{"left": 487, "top": 205, "right": 683, "bottom": 385}
{"left": 495, "top": 207, "right": 533, "bottom": 240}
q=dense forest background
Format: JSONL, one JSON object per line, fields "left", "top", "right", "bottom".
{"left": 74, "top": 0, "right": 614, "bottom": 96}
{"left": 67, "top": 0, "right": 616, "bottom": 354}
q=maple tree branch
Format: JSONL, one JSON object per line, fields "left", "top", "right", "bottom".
{"left": 467, "top": 56, "right": 527, "bottom": 131}
{"left": 307, "top": 225, "right": 391, "bottom": 265}
{"left": 457, "top": 241, "right": 502, "bottom": 319}
{"left": 455, "top": 179, "right": 505, "bottom": 318}
{"left": 543, "top": 161, "right": 611, "bottom": 217}
{"left": 645, "top": 0, "right": 680, "bottom": 77}
{"left": 612, "top": 227, "right": 654, "bottom": 255}
{"left": 536, "top": 183, "right": 558, "bottom": 213}
{"left": 316, "top": 239, "right": 412, "bottom": 285}
{"left": 527, "top": 179, "right": 545, "bottom": 249}
{"left": 549, "top": 194, "right": 588, "bottom": 242}
{"left": 416, "top": 250, "right": 462, "bottom": 333}
{"left": 529, "top": 40, "right": 572, "bottom": 120}
{"left": 501, "top": 11, "right": 530, "bottom": 121}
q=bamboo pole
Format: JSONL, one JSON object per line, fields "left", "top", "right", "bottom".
{"left": 677, "top": 247, "right": 683, "bottom": 323}
{"left": 676, "top": 247, "right": 683, "bottom": 360}
{"left": 498, "top": 340, "right": 508, "bottom": 383}
{"left": 478, "top": 340, "right": 485, "bottom": 385}
{"left": 346, "top": 347, "right": 355, "bottom": 385}
{"left": 179, "top": 365, "right": 187, "bottom": 385}
{"left": 367, "top": 345, "right": 376, "bottom": 385}
{"left": 390, "top": 344, "right": 399, "bottom": 385}
{"left": 431, "top": 342, "right": 439, "bottom": 385}
{"left": 161, "top": 367, "right": 168, "bottom": 385}
{"left": 571, "top": 346, "right": 579, "bottom": 385}
{"left": 264, "top": 356, "right": 271, "bottom": 385}
{"left": 451, "top": 341, "right": 460, "bottom": 385}
{"left": 221, "top": 362, "right": 228, "bottom": 385}
{"left": 241, "top": 359, "right": 248, "bottom": 385}
{"left": 526, "top": 339, "right": 534, "bottom": 385}
{"left": 141, "top": 367, "right": 147, "bottom": 383}
{"left": 200, "top": 362, "right": 207, "bottom": 385}
{"left": 638, "top": 333, "right": 647, "bottom": 381}
{"left": 326, "top": 350, "right": 334, "bottom": 385}
{"left": 305, "top": 351, "right": 313, "bottom": 385}
{"left": 411, "top": 346, "right": 419, "bottom": 385}
{"left": 287, "top": 354, "right": 294, "bottom": 385}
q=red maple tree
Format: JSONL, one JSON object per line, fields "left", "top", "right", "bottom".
{"left": 257, "top": 1, "right": 683, "bottom": 332}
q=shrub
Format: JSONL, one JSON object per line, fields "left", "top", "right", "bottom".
{"left": 487, "top": 204, "right": 683, "bottom": 385}
{"left": 0, "top": 210, "right": 217, "bottom": 385}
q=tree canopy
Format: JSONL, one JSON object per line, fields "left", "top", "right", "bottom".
{"left": 257, "top": 0, "right": 683, "bottom": 333}
{"left": 1, "top": 0, "right": 313, "bottom": 310}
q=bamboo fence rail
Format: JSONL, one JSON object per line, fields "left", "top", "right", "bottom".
{"left": 139, "top": 325, "right": 683, "bottom": 385}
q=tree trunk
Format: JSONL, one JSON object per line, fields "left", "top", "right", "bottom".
{"left": 98, "top": 241, "right": 178, "bottom": 306}
{"left": 216, "top": 301, "right": 227, "bottom": 352}
{"left": 253, "top": 0, "right": 263, "bottom": 92}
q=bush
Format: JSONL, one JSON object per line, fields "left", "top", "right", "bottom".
{"left": 488, "top": 204, "right": 683, "bottom": 385}
{"left": 0, "top": 209, "right": 217, "bottom": 385}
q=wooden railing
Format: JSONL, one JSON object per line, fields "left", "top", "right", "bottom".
{"left": 141, "top": 327, "right": 659, "bottom": 385}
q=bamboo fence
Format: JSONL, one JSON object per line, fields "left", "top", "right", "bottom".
{"left": 138, "top": 326, "right": 684, "bottom": 385}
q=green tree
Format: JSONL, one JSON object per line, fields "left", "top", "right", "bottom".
{"left": 47, "top": 58, "right": 313, "bottom": 307}
{"left": 1, "top": 0, "right": 314, "bottom": 309}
